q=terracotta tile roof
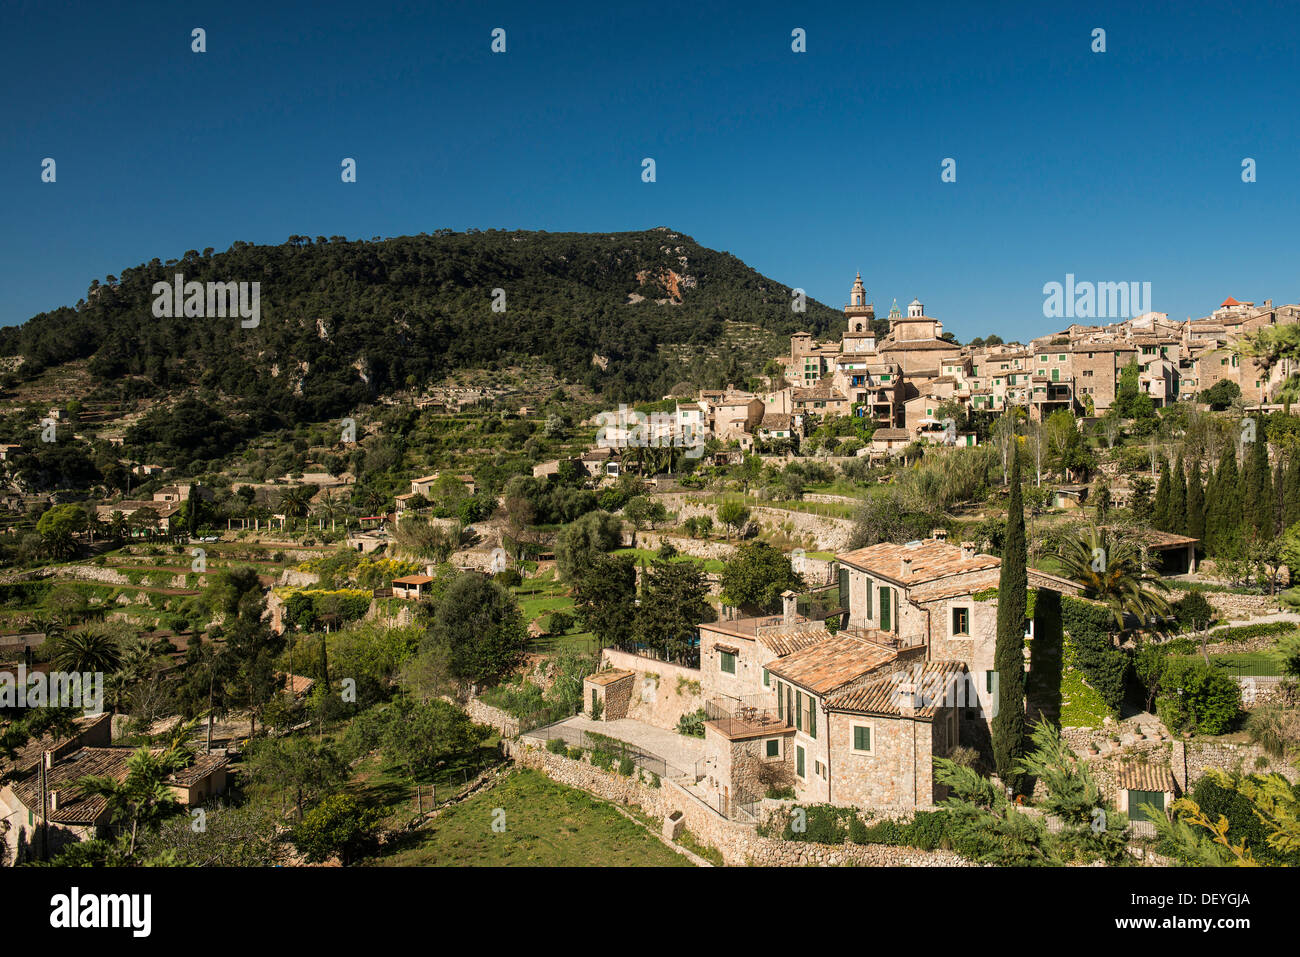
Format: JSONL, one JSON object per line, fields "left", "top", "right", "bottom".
{"left": 11, "top": 747, "right": 129, "bottom": 823}
{"left": 837, "top": 539, "right": 999, "bottom": 585}
{"left": 907, "top": 566, "right": 1083, "bottom": 602}
{"left": 764, "top": 634, "right": 897, "bottom": 696}
{"left": 825, "top": 660, "right": 967, "bottom": 718}
{"left": 1116, "top": 762, "right": 1176, "bottom": 793}
{"left": 757, "top": 626, "right": 833, "bottom": 657}
{"left": 0, "top": 713, "right": 112, "bottom": 779}
{"left": 170, "top": 752, "right": 229, "bottom": 788}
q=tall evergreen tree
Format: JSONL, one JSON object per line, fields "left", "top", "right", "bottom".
{"left": 1208, "top": 445, "right": 1242, "bottom": 557}
{"left": 1152, "top": 455, "right": 1171, "bottom": 531}
{"left": 1244, "top": 434, "right": 1273, "bottom": 539}
{"left": 1274, "top": 458, "right": 1287, "bottom": 537}
{"left": 1285, "top": 454, "right": 1300, "bottom": 531}
{"left": 1186, "top": 458, "right": 1206, "bottom": 545}
{"left": 992, "top": 444, "right": 1028, "bottom": 795}
{"left": 1169, "top": 454, "right": 1187, "bottom": 537}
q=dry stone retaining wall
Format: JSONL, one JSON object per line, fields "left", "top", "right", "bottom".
{"left": 507, "top": 739, "right": 973, "bottom": 867}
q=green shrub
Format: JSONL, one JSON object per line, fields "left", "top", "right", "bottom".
{"left": 617, "top": 756, "right": 635, "bottom": 776}
{"left": 904, "top": 810, "right": 950, "bottom": 850}
{"left": 856, "top": 817, "right": 904, "bottom": 845}
{"left": 676, "top": 708, "right": 705, "bottom": 737}
{"left": 546, "top": 737, "right": 567, "bottom": 755}
{"left": 782, "top": 804, "right": 850, "bottom": 845}
{"left": 1156, "top": 657, "right": 1242, "bottom": 735}
{"left": 565, "top": 747, "right": 583, "bottom": 761}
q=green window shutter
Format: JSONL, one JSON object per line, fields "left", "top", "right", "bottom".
{"left": 762, "top": 668, "right": 770, "bottom": 687}
{"left": 1129, "top": 790, "right": 1166, "bottom": 823}
{"left": 854, "top": 726, "right": 870, "bottom": 751}
{"left": 766, "top": 739, "right": 780, "bottom": 758}
{"left": 838, "top": 567, "right": 849, "bottom": 613}
{"left": 879, "top": 586, "right": 891, "bottom": 631}
{"left": 795, "top": 691, "right": 803, "bottom": 731}
{"left": 865, "top": 577, "right": 873, "bottom": 617}
{"left": 720, "top": 651, "right": 735, "bottom": 674}
{"left": 808, "top": 699, "right": 816, "bottom": 739}
{"left": 796, "top": 745, "right": 805, "bottom": 778}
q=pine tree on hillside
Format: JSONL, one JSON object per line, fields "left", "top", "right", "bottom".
{"left": 992, "top": 443, "right": 1028, "bottom": 796}
{"left": 1186, "top": 458, "right": 1206, "bottom": 545}
{"left": 1152, "top": 455, "right": 1171, "bottom": 531}
{"left": 1169, "top": 454, "right": 1187, "bottom": 537}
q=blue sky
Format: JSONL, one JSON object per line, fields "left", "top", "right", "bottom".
{"left": 2, "top": 0, "right": 1297, "bottom": 341}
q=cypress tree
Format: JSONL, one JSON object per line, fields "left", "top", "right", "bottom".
{"left": 1152, "top": 455, "right": 1171, "bottom": 531}
{"left": 1274, "top": 459, "right": 1287, "bottom": 537}
{"left": 1169, "top": 454, "right": 1187, "bottom": 536}
{"left": 1209, "top": 445, "right": 1242, "bottom": 556}
{"left": 992, "top": 444, "right": 1028, "bottom": 796}
{"left": 1245, "top": 434, "right": 1272, "bottom": 539}
{"left": 1286, "top": 454, "right": 1300, "bottom": 531}
{"left": 1186, "top": 458, "right": 1206, "bottom": 545}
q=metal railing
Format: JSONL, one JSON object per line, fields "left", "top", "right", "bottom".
{"left": 527, "top": 722, "right": 691, "bottom": 782}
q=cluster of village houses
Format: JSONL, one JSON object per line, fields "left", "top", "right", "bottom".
{"left": 557, "top": 276, "right": 1300, "bottom": 473}
{"left": 10, "top": 277, "right": 1295, "bottom": 859}
{"left": 581, "top": 532, "right": 1189, "bottom": 823}
{"left": 0, "top": 713, "right": 229, "bottom": 863}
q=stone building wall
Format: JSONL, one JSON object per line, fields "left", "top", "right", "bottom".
{"left": 825, "top": 711, "right": 939, "bottom": 809}
{"left": 600, "top": 649, "right": 703, "bottom": 730}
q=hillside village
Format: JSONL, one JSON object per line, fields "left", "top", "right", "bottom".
{"left": 1, "top": 274, "right": 1300, "bottom": 868}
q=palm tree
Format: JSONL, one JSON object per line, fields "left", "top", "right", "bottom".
{"left": 108, "top": 510, "right": 127, "bottom": 543}
{"left": 277, "top": 486, "right": 312, "bottom": 535}
{"left": 1057, "top": 526, "right": 1172, "bottom": 637}
{"left": 315, "top": 489, "right": 342, "bottom": 532}
{"left": 49, "top": 628, "right": 122, "bottom": 673}
{"left": 77, "top": 744, "right": 191, "bottom": 859}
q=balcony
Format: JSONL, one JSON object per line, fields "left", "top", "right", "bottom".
{"left": 703, "top": 694, "right": 789, "bottom": 739}
{"left": 840, "top": 627, "right": 926, "bottom": 651}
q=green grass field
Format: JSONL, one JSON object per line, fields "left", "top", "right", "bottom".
{"left": 373, "top": 768, "right": 692, "bottom": 867}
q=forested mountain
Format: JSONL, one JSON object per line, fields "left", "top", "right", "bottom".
{"left": 0, "top": 228, "right": 841, "bottom": 415}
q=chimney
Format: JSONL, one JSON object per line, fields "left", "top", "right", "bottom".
{"left": 781, "top": 590, "right": 799, "bottom": 624}
{"left": 961, "top": 541, "right": 976, "bottom": 559}
{"left": 897, "top": 681, "right": 917, "bottom": 717}
{"left": 49, "top": 790, "right": 59, "bottom": 812}
{"left": 931, "top": 528, "right": 948, "bottom": 542}
{"left": 900, "top": 557, "right": 913, "bottom": 578}
{"left": 43, "top": 751, "right": 53, "bottom": 770}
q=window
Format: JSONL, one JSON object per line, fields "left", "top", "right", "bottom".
{"left": 864, "top": 576, "right": 873, "bottom": 618}
{"left": 838, "top": 566, "right": 849, "bottom": 615}
{"left": 1129, "top": 790, "right": 1166, "bottom": 823}
{"left": 814, "top": 760, "right": 826, "bottom": 779}
{"left": 796, "top": 745, "right": 806, "bottom": 779}
{"left": 795, "top": 691, "right": 803, "bottom": 731}
{"left": 762, "top": 668, "right": 770, "bottom": 687}
{"left": 766, "top": 739, "right": 780, "bottom": 758}
{"left": 879, "top": 586, "right": 892, "bottom": 631}
{"left": 985, "top": 670, "right": 996, "bottom": 693}
{"left": 952, "top": 606, "right": 970, "bottom": 636}
{"left": 720, "top": 651, "right": 736, "bottom": 674}
{"left": 852, "top": 724, "right": 872, "bottom": 752}
{"left": 776, "top": 681, "right": 784, "bottom": 720}
{"left": 1058, "top": 354, "right": 1066, "bottom": 361}
{"left": 805, "top": 696, "right": 817, "bottom": 739}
